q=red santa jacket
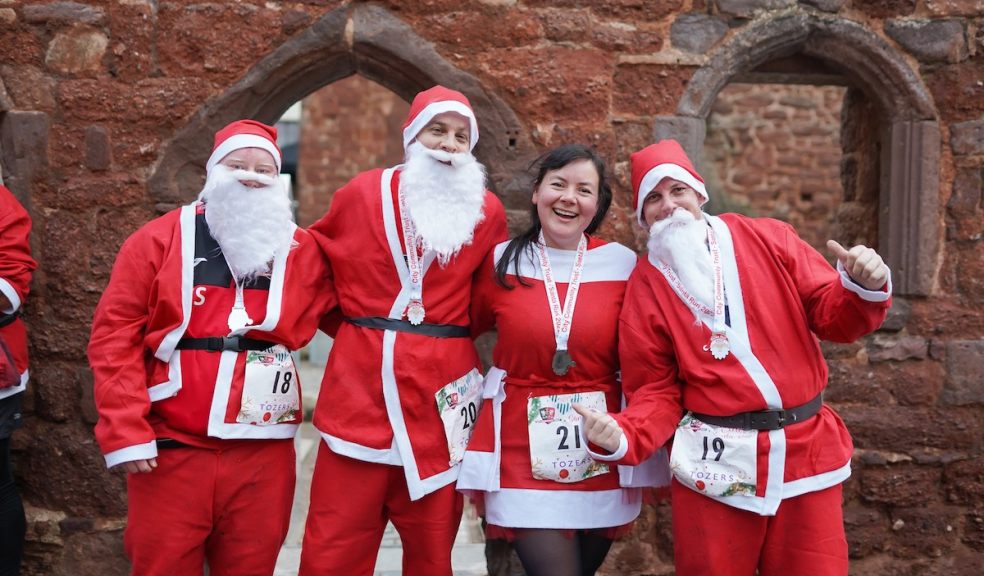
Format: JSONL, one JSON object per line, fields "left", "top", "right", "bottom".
{"left": 89, "top": 202, "right": 335, "bottom": 468}
{"left": 309, "top": 167, "right": 507, "bottom": 500}
{"left": 458, "top": 237, "right": 669, "bottom": 528}
{"left": 617, "top": 213, "right": 891, "bottom": 515}
{"left": 0, "top": 185, "right": 36, "bottom": 399}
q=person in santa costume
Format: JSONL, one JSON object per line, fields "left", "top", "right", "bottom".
{"left": 456, "top": 144, "right": 670, "bottom": 576}
{"left": 89, "top": 119, "right": 336, "bottom": 576}
{"left": 298, "top": 86, "right": 507, "bottom": 576}
{"left": 0, "top": 182, "right": 36, "bottom": 576}
{"left": 580, "top": 139, "right": 892, "bottom": 575}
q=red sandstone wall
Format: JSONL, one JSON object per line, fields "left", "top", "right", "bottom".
{"left": 0, "top": 1, "right": 981, "bottom": 575}
{"left": 705, "top": 83, "right": 845, "bottom": 255}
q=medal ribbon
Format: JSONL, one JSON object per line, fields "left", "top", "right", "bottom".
{"left": 226, "top": 262, "right": 253, "bottom": 332}
{"left": 397, "top": 186, "right": 426, "bottom": 311}
{"left": 655, "top": 225, "right": 727, "bottom": 340}
{"left": 534, "top": 232, "right": 587, "bottom": 354}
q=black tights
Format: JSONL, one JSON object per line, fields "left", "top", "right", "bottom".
{"left": 512, "top": 528, "right": 614, "bottom": 576}
{"left": 0, "top": 437, "right": 25, "bottom": 576}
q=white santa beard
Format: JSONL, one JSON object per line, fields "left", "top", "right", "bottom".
{"left": 648, "top": 208, "right": 715, "bottom": 321}
{"left": 401, "top": 142, "right": 488, "bottom": 266}
{"left": 201, "top": 167, "right": 294, "bottom": 281}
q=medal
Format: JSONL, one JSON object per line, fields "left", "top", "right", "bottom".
{"left": 552, "top": 349, "right": 576, "bottom": 376}
{"left": 707, "top": 332, "right": 730, "bottom": 360}
{"left": 226, "top": 273, "right": 253, "bottom": 332}
{"left": 227, "top": 306, "right": 253, "bottom": 332}
{"left": 397, "top": 180, "right": 432, "bottom": 327}
{"left": 535, "top": 233, "right": 587, "bottom": 379}
{"left": 407, "top": 299, "right": 425, "bottom": 325}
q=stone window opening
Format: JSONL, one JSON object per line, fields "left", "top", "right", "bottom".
{"left": 659, "top": 14, "right": 940, "bottom": 297}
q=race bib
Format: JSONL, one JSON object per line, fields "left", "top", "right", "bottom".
{"left": 528, "top": 391, "right": 609, "bottom": 483}
{"left": 435, "top": 368, "right": 484, "bottom": 467}
{"left": 237, "top": 345, "right": 300, "bottom": 426}
{"left": 670, "top": 413, "right": 757, "bottom": 497}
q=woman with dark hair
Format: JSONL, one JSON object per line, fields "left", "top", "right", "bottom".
{"left": 458, "top": 144, "right": 669, "bottom": 576}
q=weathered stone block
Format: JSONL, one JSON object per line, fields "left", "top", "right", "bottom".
{"left": 584, "top": 0, "right": 682, "bottom": 21}
{"left": 947, "top": 166, "right": 983, "bottom": 242}
{"left": 885, "top": 19, "right": 968, "bottom": 64}
{"left": 859, "top": 464, "right": 943, "bottom": 506}
{"left": 46, "top": 29, "right": 108, "bottom": 75}
{"left": 942, "top": 340, "right": 984, "bottom": 406}
{"left": 0, "top": 65, "right": 56, "bottom": 110}
{"left": 23, "top": 1, "right": 105, "bottom": 25}
{"left": 715, "top": 0, "right": 795, "bottom": 18}
{"left": 536, "top": 7, "right": 591, "bottom": 42}
{"left": 950, "top": 117, "right": 984, "bottom": 155}
{"left": 867, "top": 335, "right": 928, "bottom": 362}
{"left": 799, "top": 0, "right": 847, "bottom": 12}
{"left": 879, "top": 298, "right": 912, "bottom": 332}
{"left": 592, "top": 20, "right": 663, "bottom": 53}
{"left": 670, "top": 13, "right": 728, "bottom": 54}
{"left": 0, "top": 7, "right": 15, "bottom": 24}
{"left": 84, "top": 126, "right": 110, "bottom": 171}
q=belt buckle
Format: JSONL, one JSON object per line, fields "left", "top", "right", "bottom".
{"left": 767, "top": 409, "right": 786, "bottom": 429}
{"left": 222, "top": 336, "right": 243, "bottom": 352}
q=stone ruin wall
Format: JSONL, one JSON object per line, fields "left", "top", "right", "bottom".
{"left": 0, "top": 1, "right": 982, "bottom": 574}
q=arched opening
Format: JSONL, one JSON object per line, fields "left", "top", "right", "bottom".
{"left": 147, "top": 3, "right": 528, "bottom": 212}
{"left": 657, "top": 13, "right": 939, "bottom": 296}
{"left": 277, "top": 75, "right": 410, "bottom": 228}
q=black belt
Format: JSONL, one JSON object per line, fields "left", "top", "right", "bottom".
{"left": 691, "top": 394, "right": 823, "bottom": 431}
{"left": 155, "top": 438, "right": 191, "bottom": 450}
{"left": 176, "top": 336, "right": 277, "bottom": 352}
{"left": 345, "top": 316, "right": 470, "bottom": 338}
{"left": 0, "top": 311, "right": 20, "bottom": 329}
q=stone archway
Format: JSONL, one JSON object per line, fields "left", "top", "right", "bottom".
{"left": 147, "top": 3, "right": 528, "bottom": 209}
{"left": 655, "top": 12, "right": 939, "bottom": 296}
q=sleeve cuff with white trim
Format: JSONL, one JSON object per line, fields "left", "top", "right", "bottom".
{"left": 837, "top": 261, "right": 892, "bottom": 303}
{"left": 104, "top": 440, "right": 158, "bottom": 469}
{"left": 585, "top": 431, "right": 628, "bottom": 462}
{"left": 0, "top": 278, "right": 22, "bottom": 314}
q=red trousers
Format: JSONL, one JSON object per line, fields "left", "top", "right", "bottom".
{"left": 125, "top": 440, "right": 295, "bottom": 576}
{"left": 672, "top": 479, "right": 848, "bottom": 576}
{"left": 299, "top": 443, "right": 463, "bottom": 576}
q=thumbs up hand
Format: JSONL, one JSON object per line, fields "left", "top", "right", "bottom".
{"left": 826, "top": 240, "right": 889, "bottom": 291}
{"left": 573, "top": 404, "right": 623, "bottom": 453}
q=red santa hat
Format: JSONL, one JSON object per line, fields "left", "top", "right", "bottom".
{"left": 206, "top": 119, "right": 282, "bottom": 174}
{"left": 630, "top": 139, "right": 708, "bottom": 226}
{"left": 402, "top": 85, "right": 479, "bottom": 152}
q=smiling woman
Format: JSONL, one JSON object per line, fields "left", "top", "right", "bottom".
{"left": 459, "top": 144, "right": 669, "bottom": 576}
{"left": 494, "top": 144, "right": 612, "bottom": 288}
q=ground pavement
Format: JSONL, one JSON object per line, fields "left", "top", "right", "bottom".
{"left": 273, "top": 358, "right": 488, "bottom": 576}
